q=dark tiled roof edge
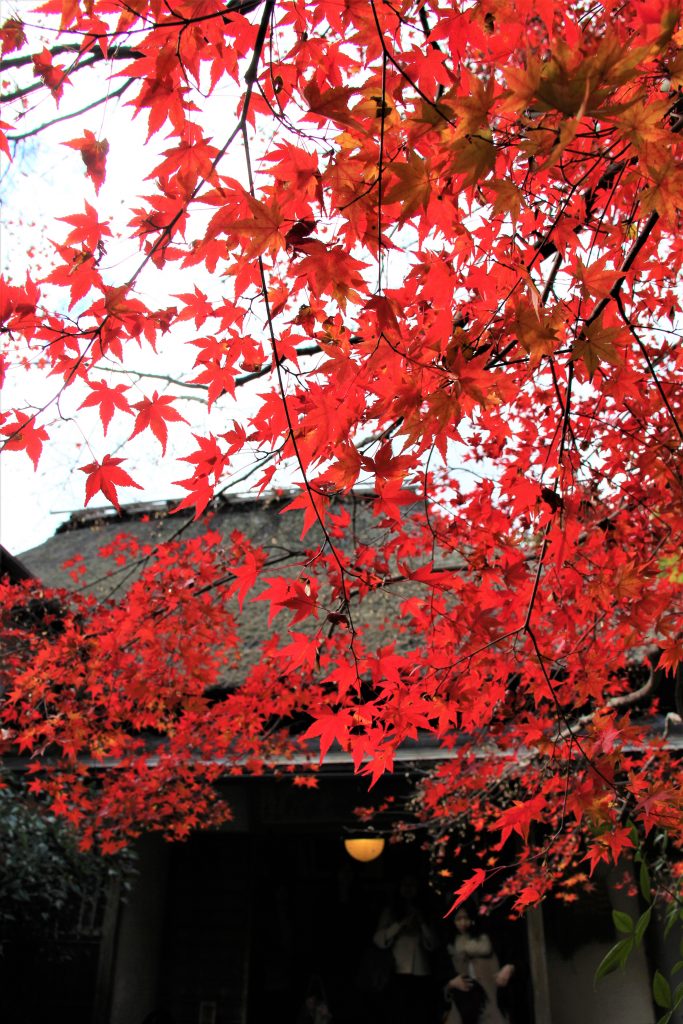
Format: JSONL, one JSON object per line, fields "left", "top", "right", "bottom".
{"left": 54, "top": 487, "right": 379, "bottom": 534}
{"left": 0, "top": 545, "right": 35, "bottom": 582}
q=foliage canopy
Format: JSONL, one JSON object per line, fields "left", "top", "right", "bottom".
{"left": 0, "top": 0, "right": 682, "bottom": 915}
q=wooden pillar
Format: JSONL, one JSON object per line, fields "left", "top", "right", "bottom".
{"left": 91, "top": 873, "right": 122, "bottom": 1024}
{"left": 526, "top": 904, "right": 552, "bottom": 1024}
{"left": 240, "top": 836, "right": 255, "bottom": 1024}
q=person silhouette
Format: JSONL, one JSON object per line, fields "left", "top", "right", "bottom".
{"left": 444, "top": 904, "right": 515, "bottom": 1024}
{"left": 373, "top": 874, "right": 439, "bottom": 1024}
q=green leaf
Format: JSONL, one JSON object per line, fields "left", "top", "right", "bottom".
{"left": 673, "top": 982, "right": 683, "bottom": 1010}
{"left": 656, "top": 1012, "right": 672, "bottom": 1024}
{"left": 628, "top": 821, "right": 640, "bottom": 850}
{"left": 595, "top": 938, "right": 634, "bottom": 982}
{"left": 613, "top": 909, "right": 634, "bottom": 934}
{"left": 639, "top": 860, "right": 652, "bottom": 902}
{"left": 664, "top": 907, "right": 679, "bottom": 939}
{"left": 654, "top": 971, "right": 672, "bottom": 1009}
{"left": 635, "top": 907, "right": 652, "bottom": 946}
{"left": 672, "top": 960, "right": 683, "bottom": 976}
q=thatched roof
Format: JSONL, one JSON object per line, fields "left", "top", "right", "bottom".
{"left": 16, "top": 490, "right": 425, "bottom": 689}
{"left": 9, "top": 492, "right": 682, "bottom": 756}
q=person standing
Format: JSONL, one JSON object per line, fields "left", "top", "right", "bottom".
{"left": 444, "top": 904, "right": 515, "bottom": 1024}
{"left": 373, "top": 875, "right": 439, "bottom": 1024}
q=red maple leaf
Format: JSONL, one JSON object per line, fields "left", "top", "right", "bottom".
{"left": 58, "top": 201, "right": 112, "bottom": 250}
{"left": 0, "top": 412, "right": 49, "bottom": 469}
{"left": 0, "top": 18, "right": 25, "bottom": 55}
{"left": 129, "top": 391, "right": 187, "bottom": 454}
{"left": 658, "top": 639, "right": 683, "bottom": 676}
{"left": 79, "top": 455, "right": 143, "bottom": 510}
{"left": 33, "top": 48, "right": 68, "bottom": 101}
{"left": 446, "top": 869, "right": 487, "bottom": 915}
{"left": 79, "top": 380, "right": 132, "bottom": 433}
{"left": 303, "top": 709, "right": 353, "bottom": 761}
{"left": 64, "top": 130, "right": 109, "bottom": 192}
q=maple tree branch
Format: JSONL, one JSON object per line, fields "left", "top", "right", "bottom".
{"left": 8, "top": 81, "right": 133, "bottom": 142}
{"left": 242, "top": 0, "right": 274, "bottom": 89}
{"left": 558, "top": 359, "right": 576, "bottom": 463}
{"left": 541, "top": 250, "right": 562, "bottom": 304}
{"left": 614, "top": 296, "right": 683, "bottom": 444}
{"left": 368, "top": 0, "right": 455, "bottom": 127}
{"left": 525, "top": 625, "right": 620, "bottom": 796}
{"left": 522, "top": 530, "right": 550, "bottom": 634}
{"left": 376, "top": 51, "right": 387, "bottom": 291}
{"left": 214, "top": 451, "right": 280, "bottom": 496}
{"left": 557, "top": 663, "right": 660, "bottom": 743}
{"left": 585, "top": 211, "right": 660, "bottom": 328}
{"left": 0, "top": 46, "right": 141, "bottom": 103}
{"left": 101, "top": 345, "right": 321, "bottom": 395}
{"left": 0, "top": 43, "right": 142, "bottom": 73}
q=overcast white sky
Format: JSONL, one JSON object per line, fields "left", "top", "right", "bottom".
{"left": 0, "top": 23, "right": 261, "bottom": 555}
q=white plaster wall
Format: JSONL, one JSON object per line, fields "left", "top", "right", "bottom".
{"left": 546, "top": 869, "right": 655, "bottom": 1024}
{"left": 547, "top": 940, "right": 655, "bottom": 1024}
{"left": 652, "top": 908, "right": 683, "bottom": 1024}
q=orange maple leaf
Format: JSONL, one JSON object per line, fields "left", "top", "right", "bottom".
{"left": 512, "top": 301, "right": 559, "bottom": 366}
{"left": 303, "top": 81, "right": 363, "bottom": 131}
{"left": 572, "top": 316, "right": 623, "bottom": 379}
{"left": 572, "top": 255, "right": 620, "bottom": 300}
{"left": 226, "top": 196, "right": 285, "bottom": 261}
{"left": 450, "top": 130, "right": 496, "bottom": 186}
{"left": 384, "top": 153, "right": 433, "bottom": 223}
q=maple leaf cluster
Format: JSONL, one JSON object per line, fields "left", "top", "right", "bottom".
{"left": 0, "top": 0, "right": 682, "bottom": 909}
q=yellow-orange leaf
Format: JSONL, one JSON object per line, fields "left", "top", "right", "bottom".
{"left": 450, "top": 130, "right": 496, "bottom": 186}
{"left": 512, "top": 302, "right": 559, "bottom": 366}
{"left": 303, "top": 82, "right": 363, "bottom": 132}
{"left": 616, "top": 99, "right": 669, "bottom": 150}
{"left": 228, "top": 197, "right": 285, "bottom": 261}
{"left": 486, "top": 179, "right": 524, "bottom": 222}
{"left": 573, "top": 255, "right": 620, "bottom": 300}
{"left": 60, "top": 0, "right": 81, "bottom": 29}
{"left": 640, "top": 159, "right": 683, "bottom": 223}
{"left": 572, "top": 317, "right": 623, "bottom": 379}
{"left": 384, "top": 153, "right": 432, "bottom": 223}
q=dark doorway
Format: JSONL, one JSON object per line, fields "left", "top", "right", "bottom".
{"left": 155, "top": 779, "right": 534, "bottom": 1024}
{"left": 158, "top": 827, "right": 442, "bottom": 1024}
{"left": 246, "top": 832, "right": 444, "bottom": 1024}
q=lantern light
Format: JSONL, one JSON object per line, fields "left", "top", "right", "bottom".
{"left": 343, "top": 836, "right": 385, "bottom": 862}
